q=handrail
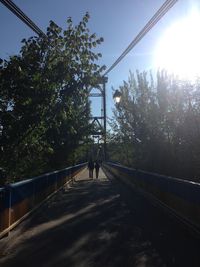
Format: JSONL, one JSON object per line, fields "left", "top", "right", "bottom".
{"left": 106, "top": 161, "right": 200, "bottom": 186}
{"left": 0, "top": 162, "right": 86, "bottom": 238}
{"left": 104, "top": 161, "right": 200, "bottom": 229}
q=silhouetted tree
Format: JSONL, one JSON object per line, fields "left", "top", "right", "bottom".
{"left": 110, "top": 70, "right": 200, "bottom": 181}
{"left": 0, "top": 13, "right": 105, "bottom": 181}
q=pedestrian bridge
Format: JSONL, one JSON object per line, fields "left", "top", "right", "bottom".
{"left": 0, "top": 163, "right": 200, "bottom": 266}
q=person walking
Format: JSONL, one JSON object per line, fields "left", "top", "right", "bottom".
{"left": 95, "top": 161, "right": 100, "bottom": 179}
{"left": 88, "top": 160, "right": 94, "bottom": 179}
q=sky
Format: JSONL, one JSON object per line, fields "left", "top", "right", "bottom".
{"left": 0, "top": 0, "right": 199, "bottom": 119}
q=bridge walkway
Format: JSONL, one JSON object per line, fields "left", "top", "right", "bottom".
{"left": 0, "top": 167, "right": 199, "bottom": 267}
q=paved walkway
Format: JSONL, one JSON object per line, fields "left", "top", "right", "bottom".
{"left": 0, "top": 168, "right": 165, "bottom": 267}
{"left": 75, "top": 167, "right": 107, "bottom": 181}
{"left": 0, "top": 168, "right": 200, "bottom": 267}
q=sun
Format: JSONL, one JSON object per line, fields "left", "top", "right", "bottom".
{"left": 154, "top": 8, "right": 200, "bottom": 81}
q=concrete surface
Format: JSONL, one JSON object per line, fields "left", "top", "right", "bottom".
{"left": 0, "top": 167, "right": 199, "bottom": 267}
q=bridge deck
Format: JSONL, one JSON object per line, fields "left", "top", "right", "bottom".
{"left": 0, "top": 168, "right": 199, "bottom": 266}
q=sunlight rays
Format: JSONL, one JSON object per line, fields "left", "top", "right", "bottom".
{"left": 154, "top": 7, "right": 200, "bottom": 81}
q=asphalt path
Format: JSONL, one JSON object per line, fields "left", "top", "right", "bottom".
{"left": 0, "top": 168, "right": 200, "bottom": 267}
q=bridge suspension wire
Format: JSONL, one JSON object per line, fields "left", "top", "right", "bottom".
{"left": 0, "top": 0, "right": 47, "bottom": 38}
{"left": 104, "top": 0, "right": 178, "bottom": 76}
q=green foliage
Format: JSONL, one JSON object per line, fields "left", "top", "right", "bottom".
{"left": 0, "top": 13, "right": 105, "bottom": 182}
{"left": 110, "top": 70, "right": 200, "bottom": 181}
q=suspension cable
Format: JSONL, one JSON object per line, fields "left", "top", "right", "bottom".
{"left": 1, "top": 0, "right": 178, "bottom": 75}
{"left": 104, "top": 0, "right": 178, "bottom": 76}
{"left": 0, "top": 0, "right": 46, "bottom": 38}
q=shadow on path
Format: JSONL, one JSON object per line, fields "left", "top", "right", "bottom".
{"left": 0, "top": 170, "right": 164, "bottom": 267}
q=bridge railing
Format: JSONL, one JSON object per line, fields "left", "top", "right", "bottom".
{"left": 0, "top": 187, "right": 7, "bottom": 234}
{"left": 0, "top": 163, "right": 86, "bottom": 238}
{"left": 103, "top": 162, "right": 200, "bottom": 230}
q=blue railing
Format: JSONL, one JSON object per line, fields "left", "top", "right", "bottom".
{"left": 103, "top": 162, "right": 200, "bottom": 229}
{"left": 0, "top": 163, "right": 86, "bottom": 238}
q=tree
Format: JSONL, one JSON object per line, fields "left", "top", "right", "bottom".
{"left": 0, "top": 13, "right": 105, "bottom": 181}
{"left": 110, "top": 70, "right": 200, "bottom": 181}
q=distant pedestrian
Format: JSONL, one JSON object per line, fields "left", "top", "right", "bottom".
{"left": 95, "top": 161, "right": 100, "bottom": 179}
{"left": 88, "top": 160, "right": 94, "bottom": 178}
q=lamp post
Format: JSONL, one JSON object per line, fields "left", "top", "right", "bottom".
{"left": 113, "top": 89, "right": 122, "bottom": 104}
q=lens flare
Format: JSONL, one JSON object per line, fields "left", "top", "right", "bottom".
{"left": 154, "top": 8, "right": 200, "bottom": 80}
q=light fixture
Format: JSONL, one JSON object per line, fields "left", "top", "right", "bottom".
{"left": 113, "top": 89, "right": 122, "bottom": 103}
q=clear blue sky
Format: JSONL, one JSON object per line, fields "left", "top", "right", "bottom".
{"left": 0, "top": 0, "right": 197, "bottom": 118}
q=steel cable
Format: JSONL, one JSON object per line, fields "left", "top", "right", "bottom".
{"left": 104, "top": 0, "right": 178, "bottom": 76}
{"left": 0, "top": 0, "right": 46, "bottom": 37}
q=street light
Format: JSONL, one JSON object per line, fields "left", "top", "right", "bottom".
{"left": 113, "top": 89, "right": 122, "bottom": 104}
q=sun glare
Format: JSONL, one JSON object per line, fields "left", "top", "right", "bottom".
{"left": 154, "top": 8, "right": 200, "bottom": 81}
